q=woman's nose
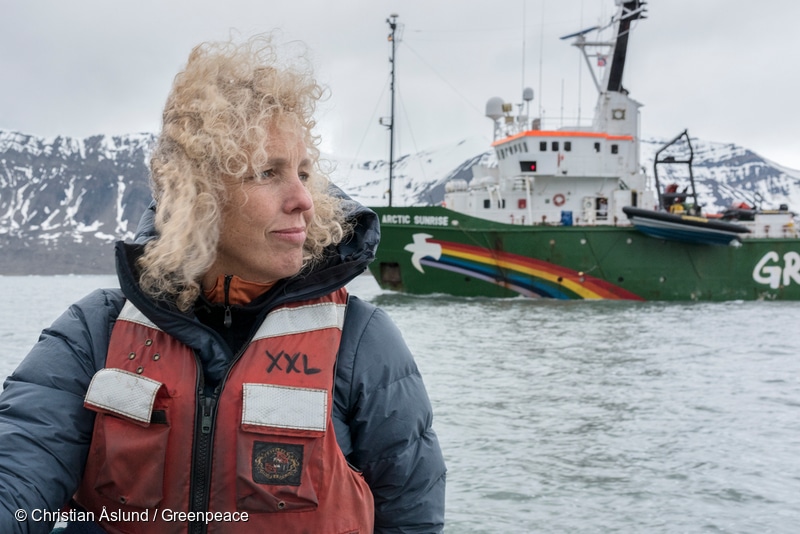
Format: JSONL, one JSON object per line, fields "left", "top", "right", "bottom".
{"left": 285, "top": 173, "right": 314, "bottom": 213}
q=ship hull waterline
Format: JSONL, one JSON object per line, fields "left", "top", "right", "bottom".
{"left": 368, "top": 206, "right": 800, "bottom": 301}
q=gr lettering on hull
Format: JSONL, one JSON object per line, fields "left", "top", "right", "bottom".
{"left": 753, "top": 251, "right": 800, "bottom": 289}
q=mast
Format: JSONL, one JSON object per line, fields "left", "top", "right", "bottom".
{"left": 559, "top": 1, "right": 646, "bottom": 136}
{"left": 606, "top": 0, "right": 646, "bottom": 92}
{"left": 386, "top": 14, "right": 399, "bottom": 207}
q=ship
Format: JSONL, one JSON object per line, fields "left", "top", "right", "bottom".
{"left": 366, "top": 1, "right": 800, "bottom": 301}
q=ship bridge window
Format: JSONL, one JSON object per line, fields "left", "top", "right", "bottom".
{"left": 565, "top": 141, "right": 572, "bottom": 152}
{"left": 611, "top": 144, "right": 619, "bottom": 154}
{"left": 482, "top": 199, "right": 506, "bottom": 209}
{"left": 594, "top": 142, "right": 600, "bottom": 153}
{"left": 540, "top": 141, "right": 547, "bottom": 151}
{"left": 523, "top": 142, "right": 528, "bottom": 152}
{"left": 552, "top": 141, "right": 559, "bottom": 151}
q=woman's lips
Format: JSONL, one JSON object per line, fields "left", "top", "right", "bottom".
{"left": 271, "top": 227, "right": 307, "bottom": 244}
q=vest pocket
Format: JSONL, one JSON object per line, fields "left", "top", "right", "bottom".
{"left": 87, "top": 411, "right": 170, "bottom": 508}
{"left": 82, "top": 369, "right": 170, "bottom": 509}
{"left": 236, "top": 433, "right": 324, "bottom": 512}
{"left": 236, "top": 383, "right": 327, "bottom": 513}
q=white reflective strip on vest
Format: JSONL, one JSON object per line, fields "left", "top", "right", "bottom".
{"left": 242, "top": 383, "right": 327, "bottom": 432}
{"left": 118, "top": 300, "right": 161, "bottom": 331}
{"left": 251, "top": 302, "right": 346, "bottom": 341}
{"left": 85, "top": 368, "right": 162, "bottom": 423}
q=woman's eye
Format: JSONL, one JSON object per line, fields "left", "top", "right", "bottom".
{"left": 259, "top": 169, "right": 276, "bottom": 179}
{"left": 299, "top": 172, "right": 310, "bottom": 182}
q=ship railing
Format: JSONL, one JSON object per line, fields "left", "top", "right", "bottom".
{"left": 738, "top": 225, "right": 799, "bottom": 239}
{"left": 496, "top": 115, "right": 596, "bottom": 137}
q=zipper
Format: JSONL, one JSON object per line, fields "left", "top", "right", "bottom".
{"left": 188, "top": 371, "right": 220, "bottom": 534}
{"left": 200, "top": 395, "right": 215, "bottom": 434}
{"left": 189, "top": 273, "right": 261, "bottom": 532}
{"left": 223, "top": 274, "right": 233, "bottom": 328}
{"left": 187, "top": 340, "right": 254, "bottom": 533}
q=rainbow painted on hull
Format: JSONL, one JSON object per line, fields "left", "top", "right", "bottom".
{"left": 410, "top": 236, "right": 644, "bottom": 300}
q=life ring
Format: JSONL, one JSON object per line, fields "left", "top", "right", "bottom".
{"left": 553, "top": 193, "right": 566, "bottom": 207}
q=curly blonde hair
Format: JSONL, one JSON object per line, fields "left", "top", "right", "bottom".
{"left": 138, "top": 34, "right": 348, "bottom": 311}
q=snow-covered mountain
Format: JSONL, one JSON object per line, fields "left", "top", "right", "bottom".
{"left": 0, "top": 130, "right": 155, "bottom": 274}
{"left": 638, "top": 137, "right": 800, "bottom": 213}
{"left": 326, "top": 136, "right": 491, "bottom": 207}
{"left": 1, "top": 128, "right": 799, "bottom": 274}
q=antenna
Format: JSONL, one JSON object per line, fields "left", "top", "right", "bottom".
{"left": 385, "top": 13, "right": 400, "bottom": 207}
{"left": 521, "top": 0, "right": 527, "bottom": 98}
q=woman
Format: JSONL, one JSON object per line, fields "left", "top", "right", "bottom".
{"left": 0, "top": 35, "right": 445, "bottom": 533}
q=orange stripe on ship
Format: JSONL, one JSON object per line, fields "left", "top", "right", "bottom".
{"left": 492, "top": 130, "right": 634, "bottom": 147}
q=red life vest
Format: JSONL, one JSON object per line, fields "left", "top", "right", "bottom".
{"left": 74, "top": 288, "right": 374, "bottom": 533}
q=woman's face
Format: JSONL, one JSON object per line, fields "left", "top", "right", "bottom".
{"left": 205, "top": 127, "right": 315, "bottom": 285}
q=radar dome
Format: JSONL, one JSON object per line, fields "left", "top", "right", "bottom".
{"left": 523, "top": 87, "right": 534, "bottom": 102}
{"left": 485, "top": 97, "right": 505, "bottom": 121}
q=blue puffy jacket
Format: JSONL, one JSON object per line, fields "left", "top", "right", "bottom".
{"left": 0, "top": 194, "right": 446, "bottom": 533}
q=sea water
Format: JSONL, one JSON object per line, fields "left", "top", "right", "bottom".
{"left": 2, "top": 274, "right": 800, "bottom": 533}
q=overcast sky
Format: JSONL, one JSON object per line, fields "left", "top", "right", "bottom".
{"left": 2, "top": 0, "right": 799, "bottom": 170}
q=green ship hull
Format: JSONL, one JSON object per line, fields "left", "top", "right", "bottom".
{"left": 367, "top": 206, "right": 800, "bottom": 301}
